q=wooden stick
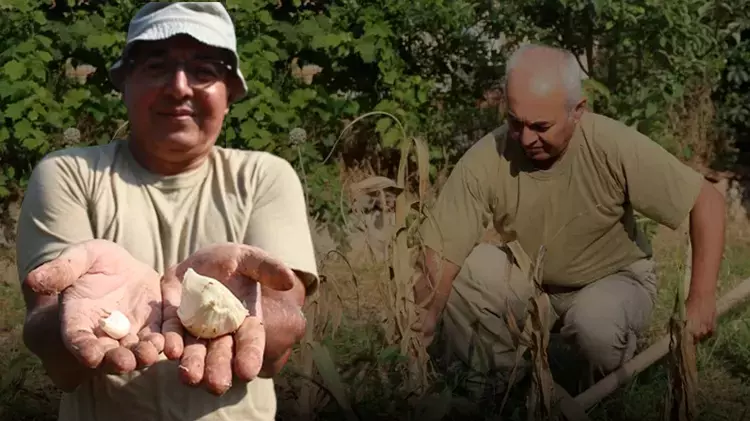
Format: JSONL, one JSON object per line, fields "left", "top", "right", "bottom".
{"left": 573, "top": 275, "right": 750, "bottom": 410}
{"left": 554, "top": 382, "right": 592, "bottom": 421}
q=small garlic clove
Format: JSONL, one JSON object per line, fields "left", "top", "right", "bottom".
{"left": 99, "top": 310, "right": 131, "bottom": 340}
{"left": 177, "top": 268, "right": 250, "bottom": 340}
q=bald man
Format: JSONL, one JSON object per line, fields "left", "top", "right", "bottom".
{"left": 413, "top": 44, "right": 726, "bottom": 397}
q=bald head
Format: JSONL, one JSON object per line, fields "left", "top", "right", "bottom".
{"left": 503, "top": 44, "right": 586, "bottom": 165}
{"left": 505, "top": 44, "right": 583, "bottom": 108}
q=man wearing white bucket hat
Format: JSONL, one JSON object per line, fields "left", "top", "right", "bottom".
{"left": 16, "top": 3, "right": 318, "bottom": 420}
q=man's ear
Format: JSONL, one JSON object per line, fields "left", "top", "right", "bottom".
{"left": 572, "top": 97, "right": 587, "bottom": 123}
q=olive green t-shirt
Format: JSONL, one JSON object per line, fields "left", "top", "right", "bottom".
{"left": 16, "top": 139, "right": 319, "bottom": 421}
{"left": 420, "top": 111, "right": 704, "bottom": 287}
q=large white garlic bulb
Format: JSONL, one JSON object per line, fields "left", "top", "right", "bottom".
{"left": 177, "top": 268, "right": 250, "bottom": 339}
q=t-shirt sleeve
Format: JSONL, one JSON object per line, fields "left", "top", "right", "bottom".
{"left": 418, "top": 136, "right": 496, "bottom": 266}
{"left": 613, "top": 123, "right": 705, "bottom": 230}
{"left": 243, "top": 154, "right": 320, "bottom": 298}
{"left": 15, "top": 151, "right": 95, "bottom": 283}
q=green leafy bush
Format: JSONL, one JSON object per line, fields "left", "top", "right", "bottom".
{"left": 1, "top": 0, "right": 748, "bottom": 229}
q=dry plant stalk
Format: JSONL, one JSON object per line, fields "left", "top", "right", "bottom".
{"left": 386, "top": 121, "right": 433, "bottom": 393}
{"left": 498, "top": 209, "right": 604, "bottom": 420}
{"left": 297, "top": 251, "right": 352, "bottom": 419}
{"left": 500, "top": 245, "right": 557, "bottom": 421}
{"left": 664, "top": 232, "right": 698, "bottom": 421}
{"left": 334, "top": 111, "right": 434, "bottom": 394}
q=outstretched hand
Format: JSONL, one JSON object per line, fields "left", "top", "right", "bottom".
{"left": 160, "top": 243, "right": 297, "bottom": 395}
{"left": 23, "top": 239, "right": 164, "bottom": 374}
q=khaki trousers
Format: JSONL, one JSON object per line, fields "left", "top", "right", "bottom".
{"left": 435, "top": 243, "right": 658, "bottom": 394}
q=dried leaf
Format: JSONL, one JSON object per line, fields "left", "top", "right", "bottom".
{"left": 665, "top": 295, "right": 698, "bottom": 421}
{"left": 349, "top": 176, "right": 402, "bottom": 196}
{"left": 291, "top": 57, "right": 323, "bottom": 85}
{"left": 310, "top": 341, "right": 359, "bottom": 421}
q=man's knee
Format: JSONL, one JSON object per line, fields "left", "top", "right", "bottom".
{"left": 562, "top": 309, "right": 639, "bottom": 372}
{"left": 459, "top": 242, "right": 515, "bottom": 287}
{"left": 437, "top": 243, "right": 532, "bottom": 374}
{"left": 559, "top": 261, "right": 656, "bottom": 372}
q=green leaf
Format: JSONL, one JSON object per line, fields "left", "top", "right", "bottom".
{"left": 381, "top": 127, "right": 402, "bottom": 148}
{"left": 29, "top": 65, "right": 46, "bottom": 81}
{"left": 22, "top": 131, "right": 46, "bottom": 150}
{"left": 355, "top": 38, "right": 377, "bottom": 63}
{"left": 32, "top": 10, "right": 46, "bottom": 25}
{"left": 36, "top": 51, "right": 54, "bottom": 63}
{"left": 262, "top": 50, "right": 279, "bottom": 62}
{"left": 13, "top": 118, "right": 33, "bottom": 139}
{"left": 257, "top": 10, "right": 273, "bottom": 25}
{"left": 383, "top": 71, "right": 398, "bottom": 85}
{"left": 16, "top": 40, "right": 36, "bottom": 54}
{"left": 85, "top": 33, "right": 119, "bottom": 50}
{"left": 288, "top": 89, "right": 316, "bottom": 108}
{"left": 2, "top": 60, "right": 26, "bottom": 81}
{"left": 248, "top": 135, "right": 272, "bottom": 150}
{"left": 63, "top": 89, "right": 91, "bottom": 109}
{"left": 270, "top": 110, "right": 292, "bottom": 128}
{"left": 375, "top": 117, "right": 392, "bottom": 133}
{"left": 0, "top": 127, "right": 10, "bottom": 143}
{"left": 582, "top": 78, "right": 611, "bottom": 101}
{"left": 35, "top": 35, "right": 53, "bottom": 49}
{"left": 240, "top": 119, "right": 259, "bottom": 140}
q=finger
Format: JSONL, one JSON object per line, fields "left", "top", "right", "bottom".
{"left": 233, "top": 316, "right": 266, "bottom": 382}
{"left": 119, "top": 332, "right": 140, "bottom": 349}
{"left": 179, "top": 336, "right": 208, "bottom": 386}
{"left": 133, "top": 341, "right": 161, "bottom": 368}
{"left": 135, "top": 326, "right": 164, "bottom": 368}
{"left": 138, "top": 325, "right": 165, "bottom": 355}
{"left": 24, "top": 243, "right": 94, "bottom": 295}
{"left": 65, "top": 327, "right": 107, "bottom": 369}
{"left": 236, "top": 246, "right": 296, "bottom": 291}
{"left": 163, "top": 326, "right": 185, "bottom": 360}
{"left": 138, "top": 295, "right": 165, "bottom": 354}
{"left": 101, "top": 346, "right": 137, "bottom": 374}
{"left": 161, "top": 268, "right": 185, "bottom": 360}
{"left": 204, "top": 335, "right": 234, "bottom": 395}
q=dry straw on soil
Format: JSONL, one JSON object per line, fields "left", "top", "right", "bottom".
{"left": 290, "top": 111, "right": 438, "bottom": 419}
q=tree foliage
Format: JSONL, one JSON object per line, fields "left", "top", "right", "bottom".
{"left": 0, "top": 0, "right": 748, "bottom": 225}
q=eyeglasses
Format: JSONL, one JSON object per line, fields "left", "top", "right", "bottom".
{"left": 127, "top": 56, "right": 233, "bottom": 89}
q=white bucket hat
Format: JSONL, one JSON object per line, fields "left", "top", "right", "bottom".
{"left": 109, "top": 2, "right": 248, "bottom": 103}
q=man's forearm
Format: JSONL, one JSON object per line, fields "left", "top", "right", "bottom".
{"left": 688, "top": 181, "right": 726, "bottom": 298}
{"left": 23, "top": 302, "right": 93, "bottom": 392}
{"left": 414, "top": 248, "right": 460, "bottom": 317}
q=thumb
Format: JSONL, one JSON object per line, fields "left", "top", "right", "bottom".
{"left": 236, "top": 246, "right": 296, "bottom": 291}
{"left": 24, "top": 242, "right": 96, "bottom": 295}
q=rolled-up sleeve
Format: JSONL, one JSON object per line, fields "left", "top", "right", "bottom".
{"left": 419, "top": 136, "right": 496, "bottom": 266}
{"left": 16, "top": 150, "right": 95, "bottom": 283}
{"left": 243, "top": 154, "right": 319, "bottom": 298}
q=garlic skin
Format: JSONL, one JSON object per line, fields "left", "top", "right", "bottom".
{"left": 99, "top": 310, "right": 131, "bottom": 340}
{"left": 177, "top": 268, "right": 250, "bottom": 339}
